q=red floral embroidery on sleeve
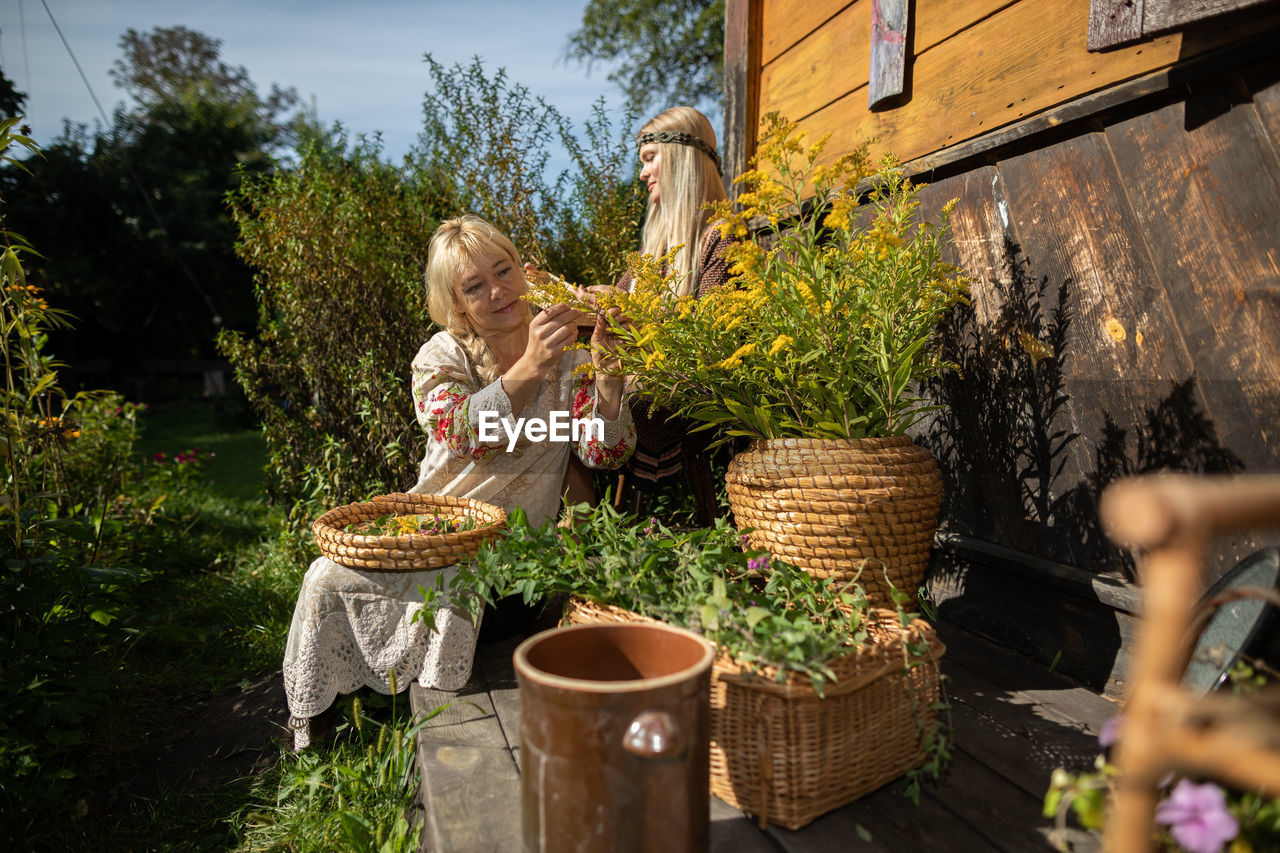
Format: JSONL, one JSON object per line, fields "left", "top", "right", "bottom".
{"left": 414, "top": 367, "right": 497, "bottom": 461}
{"left": 571, "top": 375, "right": 593, "bottom": 421}
{"left": 571, "top": 374, "right": 634, "bottom": 469}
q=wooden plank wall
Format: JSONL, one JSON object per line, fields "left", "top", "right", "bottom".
{"left": 754, "top": 0, "right": 1280, "bottom": 169}
{"left": 913, "top": 57, "right": 1280, "bottom": 578}
{"left": 743, "top": 1, "right": 1280, "bottom": 691}
{"left": 909, "top": 57, "right": 1280, "bottom": 697}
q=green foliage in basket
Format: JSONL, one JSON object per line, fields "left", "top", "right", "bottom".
{"left": 419, "top": 500, "right": 930, "bottom": 696}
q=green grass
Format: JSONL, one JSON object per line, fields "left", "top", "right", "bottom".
{"left": 84, "top": 400, "right": 423, "bottom": 853}
{"left": 135, "top": 400, "right": 269, "bottom": 504}
{"left": 233, "top": 693, "right": 425, "bottom": 853}
{"left": 29, "top": 400, "right": 314, "bottom": 851}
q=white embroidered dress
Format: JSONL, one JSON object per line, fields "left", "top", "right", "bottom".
{"left": 282, "top": 331, "right": 634, "bottom": 741}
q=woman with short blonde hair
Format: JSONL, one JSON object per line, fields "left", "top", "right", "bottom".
{"left": 282, "top": 215, "right": 636, "bottom": 749}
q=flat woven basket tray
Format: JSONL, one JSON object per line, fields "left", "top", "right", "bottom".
{"left": 312, "top": 492, "right": 506, "bottom": 571}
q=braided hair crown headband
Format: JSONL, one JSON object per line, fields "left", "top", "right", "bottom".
{"left": 637, "top": 130, "right": 722, "bottom": 175}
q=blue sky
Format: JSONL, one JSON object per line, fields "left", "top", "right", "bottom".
{"left": 0, "top": 0, "right": 668, "bottom": 170}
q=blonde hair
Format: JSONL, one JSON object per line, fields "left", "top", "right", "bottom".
{"left": 424, "top": 215, "right": 524, "bottom": 384}
{"left": 638, "top": 106, "right": 727, "bottom": 297}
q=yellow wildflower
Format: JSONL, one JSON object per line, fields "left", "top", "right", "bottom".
{"left": 768, "top": 335, "right": 794, "bottom": 357}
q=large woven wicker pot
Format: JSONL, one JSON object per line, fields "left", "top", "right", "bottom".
{"left": 725, "top": 436, "right": 942, "bottom": 603}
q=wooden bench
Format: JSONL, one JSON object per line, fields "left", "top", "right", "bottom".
{"left": 410, "top": 622, "right": 1114, "bottom": 851}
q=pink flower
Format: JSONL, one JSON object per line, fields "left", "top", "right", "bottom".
{"left": 747, "top": 555, "right": 771, "bottom": 572}
{"left": 1099, "top": 715, "right": 1122, "bottom": 748}
{"left": 153, "top": 452, "right": 166, "bottom": 463}
{"left": 1154, "top": 779, "right": 1238, "bottom": 853}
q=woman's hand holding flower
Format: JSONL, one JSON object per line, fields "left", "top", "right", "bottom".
{"left": 525, "top": 303, "right": 582, "bottom": 370}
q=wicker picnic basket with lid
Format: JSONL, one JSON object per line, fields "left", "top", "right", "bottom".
{"left": 725, "top": 436, "right": 943, "bottom": 604}
{"left": 313, "top": 492, "right": 506, "bottom": 571}
{"left": 562, "top": 597, "right": 945, "bottom": 830}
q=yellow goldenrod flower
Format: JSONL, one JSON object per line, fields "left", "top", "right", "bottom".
{"left": 633, "top": 329, "right": 658, "bottom": 348}
{"left": 768, "top": 335, "right": 794, "bottom": 357}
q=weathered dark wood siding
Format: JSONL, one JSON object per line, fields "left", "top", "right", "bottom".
{"left": 912, "top": 59, "right": 1280, "bottom": 694}
{"left": 727, "top": 2, "right": 1280, "bottom": 695}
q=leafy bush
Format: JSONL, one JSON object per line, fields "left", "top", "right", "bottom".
{"left": 219, "top": 136, "right": 450, "bottom": 513}
{"left": 223, "top": 59, "right": 646, "bottom": 513}
{"left": 0, "top": 121, "right": 152, "bottom": 828}
{"left": 416, "top": 56, "right": 645, "bottom": 289}
{"left": 0, "top": 122, "right": 282, "bottom": 840}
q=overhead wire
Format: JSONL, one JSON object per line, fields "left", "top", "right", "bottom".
{"left": 19, "top": 0, "right": 32, "bottom": 96}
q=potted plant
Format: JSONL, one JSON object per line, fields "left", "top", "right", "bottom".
{"left": 529, "top": 114, "right": 969, "bottom": 602}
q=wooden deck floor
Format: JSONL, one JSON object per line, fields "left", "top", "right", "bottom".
{"left": 410, "top": 621, "right": 1115, "bottom": 852}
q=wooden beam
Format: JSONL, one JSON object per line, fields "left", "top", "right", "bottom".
{"left": 899, "top": 31, "right": 1280, "bottom": 182}
{"left": 869, "top": 0, "right": 910, "bottom": 107}
{"left": 1087, "top": 0, "right": 1145, "bottom": 52}
{"left": 1090, "top": 0, "right": 1275, "bottom": 50}
{"left": 723, "top": 0, "right": 763, "bottom": 193}
{"left": 1144, "top": 0, "right": 1277, "bottom": 34}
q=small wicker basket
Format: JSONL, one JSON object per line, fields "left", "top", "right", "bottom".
{"left": 725, "top": 435, "right": 943, "bottom": 604}
{"left": 312, "top": 492, "right": 506, "bottom": 571}
{"left": 562, "top": 597, "right": 945, "bottom": 829}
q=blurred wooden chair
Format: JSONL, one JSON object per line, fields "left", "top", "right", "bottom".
{"left": 1099, "top": 474, "right": 1280, "bottom": 852}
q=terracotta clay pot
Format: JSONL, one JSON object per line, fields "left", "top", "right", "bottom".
{"left": 514, "top": 622, "right": 715, "bottom": 853}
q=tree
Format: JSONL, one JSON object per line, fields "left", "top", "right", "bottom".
{"left": 564, "top": 0, "right": 724, "bottom": 114}
{"left": 0, "top": 69, "right": 26, "bottom": 119}
{"left": 110, "top": 25, "right": 301, "bottom": 155}
{"left": 1, "top": 27, "right": 303, "bottom": 379}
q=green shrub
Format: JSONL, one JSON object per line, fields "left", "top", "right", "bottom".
{"left": 0, "top": 121, "right": 149, "bottom": 827}
{"left": 223, "top": 60, "right": 645, "bottom": 513}
{"left": 416, "top": 56, "right": 645, "bottom": 288}
{"left": 219, "top": 136, "right": 451, "bottom": 513}
{"left": 236, "top": 690, "right": 426, "bottom": 853}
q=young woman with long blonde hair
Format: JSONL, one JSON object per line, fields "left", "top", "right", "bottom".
{"left": 622, "top": 105, "right": 734, "bottom": 521}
